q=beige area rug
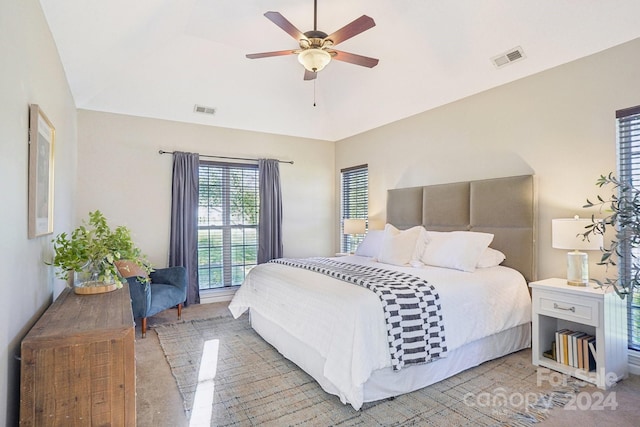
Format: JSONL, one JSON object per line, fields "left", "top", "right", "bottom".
{"left": 155, "top": 315, "right": 590, "bottom": 426}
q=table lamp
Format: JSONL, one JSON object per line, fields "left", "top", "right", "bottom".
{"left": 343, "top": 219, "right": 366, "bottom": 253}
{"left": 552, "top": 216, "right": 603, "bottom": 286}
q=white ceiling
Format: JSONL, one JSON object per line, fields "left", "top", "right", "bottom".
{"left": 40, "top": 0, "right": 640, "bottom": 142}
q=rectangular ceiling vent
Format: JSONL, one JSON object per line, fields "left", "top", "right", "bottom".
{"left": 193, "top": 104, "right": 216, "bottom": 115}
{"left": 491, "top": 46, "right": 526, "bottom": 68}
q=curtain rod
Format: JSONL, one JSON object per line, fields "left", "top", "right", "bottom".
{"left": 158, "top": 150, "right": 294, "bottom": 164}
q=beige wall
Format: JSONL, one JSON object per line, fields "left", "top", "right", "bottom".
{"left": 76, "top": 110, "right": 336, "bottom": 267}
{"left": 336, "top": 37, "right": 640, "bottom": 283}
{"left": 0, "top": 1, "right": 78, "bottom": 424}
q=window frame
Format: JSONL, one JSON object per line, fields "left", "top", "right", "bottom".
{"left": 340, "top": 164, "right": 368, "bottom": 253}
{"left": 616, "top": 105, "right": 640, "bottom": 350}
{"left": 197, "top": 161, "right": 259, "bottom": 290}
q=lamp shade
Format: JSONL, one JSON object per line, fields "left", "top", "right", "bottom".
{"left": 552, "top": 217, "right": 603, "bottom": 250}
{"left": 298, "top": 48, "right": 331, "bottom": 72}
{"left": 343, "top": 219, "right": 366, "bottom": 235}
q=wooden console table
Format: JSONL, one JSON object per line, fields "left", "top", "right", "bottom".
{"left": 20, "top": 283, "right": 136, "bottom": 426}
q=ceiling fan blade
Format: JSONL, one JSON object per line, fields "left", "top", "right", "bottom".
{"left": 246, "top": 50, "right": 297, "bottom": 59}
{"left": 303, "top": 69, "right": 317, "bottom": 81}
{"left": 325, "top": 15, "right": 375, "bottom": 46}
{"left": 264, "top": 11, "right": 307, "bottom": 42}
{"left": 331, "top": 50, "right": 379, "bottom": 68}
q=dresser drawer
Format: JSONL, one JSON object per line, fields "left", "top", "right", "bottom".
{"left": 535, "top": 290, "right": 599, "bottom": 326}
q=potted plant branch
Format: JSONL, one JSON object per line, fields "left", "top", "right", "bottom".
{"left": 582, "top": 173, "right": 640, "bottom": 298}
{"left": 49, "top": 210, "right": 151, "bottom": 294}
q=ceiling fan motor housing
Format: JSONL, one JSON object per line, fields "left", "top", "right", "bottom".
{"left": 300, "top": 32, "right": 332, "bottom": 49}
{"left": 304, "top": 30, "right": 328, "bottom": 39}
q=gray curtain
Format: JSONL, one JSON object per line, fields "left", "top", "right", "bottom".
{"left": 169, "top": 151, "right": 200, "bottom": 305}
{"left": 258, "top": 159, "right": 283, "bottom": 263}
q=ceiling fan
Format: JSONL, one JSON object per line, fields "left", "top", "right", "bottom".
{"left": 246, "top": 0, "right": 379, "bottom": 80}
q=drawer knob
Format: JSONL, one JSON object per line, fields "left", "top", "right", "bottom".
{"left": 553, "top": 302, "right": 576, "bottom": 312}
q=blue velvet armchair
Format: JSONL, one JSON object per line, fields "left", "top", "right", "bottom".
{"left": 125, "top": 266, "right": 188, "bottom": 337}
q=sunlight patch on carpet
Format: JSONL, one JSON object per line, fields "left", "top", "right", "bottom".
{"left": 189, "top": 338, "right": 219, "bottom": 427}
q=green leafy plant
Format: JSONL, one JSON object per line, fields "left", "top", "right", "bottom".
{"left": 582, "top": 173, "right": 640, "bottom": 298}
{"left": 49, "top": 210, "right": 150, "bottom": 287}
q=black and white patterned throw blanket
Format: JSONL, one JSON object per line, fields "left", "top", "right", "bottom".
{"left": 270, "top": 257, "right": 448, "bottom": 370}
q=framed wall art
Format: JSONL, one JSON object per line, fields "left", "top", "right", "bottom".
{"left": 28, "top": 104, "right": 55, "bottom": 238}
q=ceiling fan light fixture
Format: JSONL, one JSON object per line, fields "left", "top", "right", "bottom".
{"left": 298, "top": 48, "right": 331, "bottom": 72}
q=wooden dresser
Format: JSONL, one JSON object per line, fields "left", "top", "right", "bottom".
{"left": 20, "top": 283, "right": 136, "bottom": 426}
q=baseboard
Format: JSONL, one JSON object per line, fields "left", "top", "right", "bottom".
{"left": 200, "top": 287, "right": 238, "bottom": 304}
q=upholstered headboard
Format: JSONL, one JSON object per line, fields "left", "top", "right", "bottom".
{"left": 386, "top": 175, "right": 536, "bottom": 283}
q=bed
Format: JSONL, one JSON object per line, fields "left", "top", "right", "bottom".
{"left": 229, "top": 175, "right": 536, "bottom": 410}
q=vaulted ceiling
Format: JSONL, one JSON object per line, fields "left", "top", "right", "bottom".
{"left": 40, "top": 0, "right": 640, "bottom": 141}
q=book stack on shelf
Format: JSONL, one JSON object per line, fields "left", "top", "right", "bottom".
{"left": 543, "top": 329, "right": 596, "bottom": 371}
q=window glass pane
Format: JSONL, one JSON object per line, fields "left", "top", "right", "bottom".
{"left": 206, "top": 268, "right": 223, "bottom": 289}
{"left": 231, "top": 266, "right": 246, "bottom": 286}
{"left": 243, "top": 228, "right": 258, "bottom": 264}
{"left": 244, "top": 228, "right": 257, "bottom": 246}
{"left": 244, "top": 249, "right": 257, "bottom": 265}
{"left": 198, "top": 162, "right": 259, "bottom": 290}
{"left": 199, "top": 168, "right": 224, "bottom": 227}
{"left": 197, "top": 247, "right": 210, "bottom": 267}
{"left": 198, "top": 268, "right": 210, "bottom": 287}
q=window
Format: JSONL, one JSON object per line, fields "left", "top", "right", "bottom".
{"left": 198, "top": 162, "right": 259, "bottom": 290}
{"left": 341, "top": 164, "right": 368, "bottom": 253}
{"left": 617, "top": 105, "right": 640, "bottom": 350}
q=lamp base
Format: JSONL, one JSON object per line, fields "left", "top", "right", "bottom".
{"left": 566, "top": 250, "right": 589, "bottom": 287}
{"left": 566, "top": 279, "right": 588, "bottom": 287}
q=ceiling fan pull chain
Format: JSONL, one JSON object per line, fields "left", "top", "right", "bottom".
{"left": 313, "top": 78, "right": 317, "bottom": 107}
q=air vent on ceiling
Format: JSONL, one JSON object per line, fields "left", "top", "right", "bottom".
{"left": 491, "top": 46, "right": 526, "bottom": 68}
{"left": 193, "top": 104, "right": 216, "bottom": 115}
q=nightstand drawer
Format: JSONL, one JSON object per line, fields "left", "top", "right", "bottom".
{"left": 536, "top": 291, "right": 599, "bottom": 326}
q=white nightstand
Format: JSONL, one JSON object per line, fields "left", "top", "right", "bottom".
{"left": 529, "top": 278, "right": 628, "bottom": 389}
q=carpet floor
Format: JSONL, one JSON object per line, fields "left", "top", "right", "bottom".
{"left": 155, "top": 314, "right": 597, "bottom": 426}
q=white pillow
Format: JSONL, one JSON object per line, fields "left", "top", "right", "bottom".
{"left": 476, "top": 247, "right": 506, "bottom": 268}
{"left": 377, "top": 224, "right": 424, "bottom": 266}
{"left": 420, "top": 230, "right": 494, "bottom": 272}
{"left": 354, "top": 230, "right": 385, "bottom": 257}
{"left": 412, "top": 226, "right": 429, "bottom": 263}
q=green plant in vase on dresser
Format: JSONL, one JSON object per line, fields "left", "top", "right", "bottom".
{"left": 48, "top": 210, "right": 150, "bottom": 294}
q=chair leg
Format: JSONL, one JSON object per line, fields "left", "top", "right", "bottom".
{"left": 177, "top": 303, "right": 183, "bottom": 320}
{"left": 141, "top": 317, "right": 147, "bottom": 338}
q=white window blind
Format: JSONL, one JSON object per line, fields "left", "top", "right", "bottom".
{"left": 341, "top": 164, "right": 368, "bottom": 253}
{"left": 198, "top": 162, "right": 259, "bottom": 289}
{"left": 617, "top": 105, "right": 640, "bottom": 350}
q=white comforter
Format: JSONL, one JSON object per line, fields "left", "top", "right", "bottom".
{"left": 228, "top": 255, "right": 531, "bottom": 409}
